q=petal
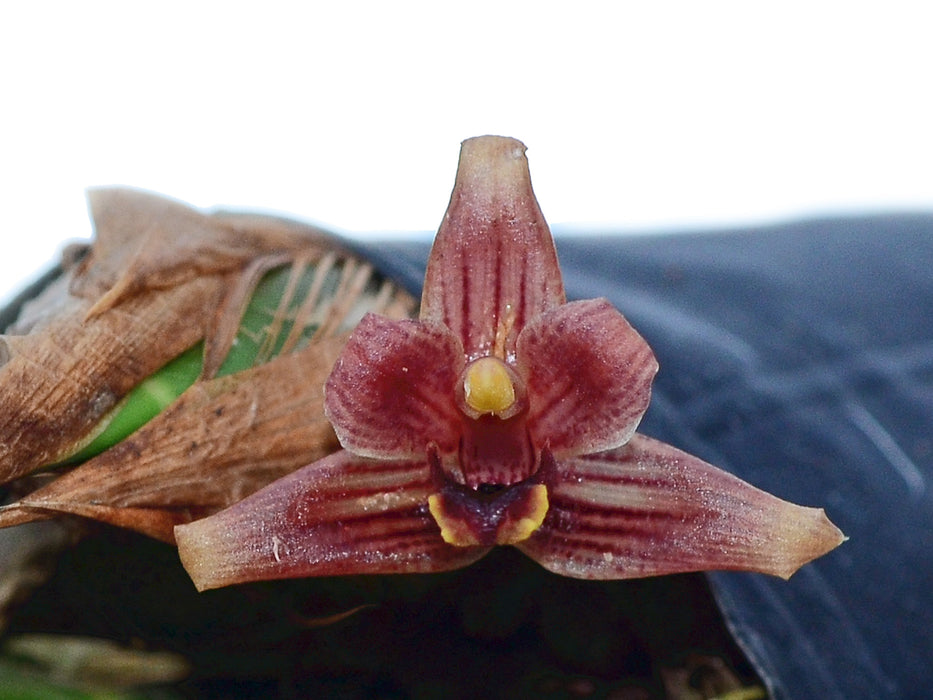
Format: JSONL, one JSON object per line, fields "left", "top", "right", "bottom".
{"left": 518, "top": 435, "right": 845, "bottom": 580}
{"left": 420, "top": 136, "right": 565, "bottom": 360}
{"left": 175, "top": 451, "right": 488, "bottom": 591}
{"left": 517, "top": 299, "right": 659, "bottom": 456}
{"left": 325, "top": 314, "right": 464, "bottom": 459}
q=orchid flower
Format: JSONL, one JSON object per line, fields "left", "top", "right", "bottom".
{"left": 175, "top": 136, "right": 844, "bottom": 591}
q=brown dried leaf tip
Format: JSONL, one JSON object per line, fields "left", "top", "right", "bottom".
{"left": 0, "top": 188, "right": 415, "bottom": 541}
{"left": 175, "top": 137, "right": 845, "bottom": 591}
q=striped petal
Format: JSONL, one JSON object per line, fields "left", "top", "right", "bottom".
{"left": 420, "top": 136, "right": 565, "bottom": 360}
{"left": 518, "top": 435, "right": 845, "bottom": 580}
{"left": 175, "top": 451, "right": 488, "bottom": 591}
{"left": 324, "top": 314, "right": 464, "bottom": 460}
{"left": 517, "top": 299, "right": 658, "bottom": 457}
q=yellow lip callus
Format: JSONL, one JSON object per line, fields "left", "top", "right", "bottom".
{"left": 427, "top": 484, "right": 550, "bottom": 547}
{"left": 428, "top": 494, "right": 480, "bottom": 546}
{"left": 495, "top": 484, "right": 549, "bottom": 545}
{"left": 463, "top": 357, "right": 515, "bottom": 416}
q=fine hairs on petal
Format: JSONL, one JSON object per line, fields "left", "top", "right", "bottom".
{"left": 518, "top": 299, "right": 658, "bottom": 457}
{"left": 518, "top": 435, "right": 846, "bottom": 580}
{"left": 175, "top": 452, "right": 487, "bottom": 591}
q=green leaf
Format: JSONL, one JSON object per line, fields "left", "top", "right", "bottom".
{"left": 58, "top": 261, "right": 340, "bottom": 466}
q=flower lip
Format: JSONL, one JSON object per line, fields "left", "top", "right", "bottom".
{"left": 427, "top": 471, "right": 550, "bottom": 547}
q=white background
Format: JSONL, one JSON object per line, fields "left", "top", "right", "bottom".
{"left": 2, "top": 2, "right": 931, "bottom": 306}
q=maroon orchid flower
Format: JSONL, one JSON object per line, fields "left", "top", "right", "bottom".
{"left": 175, "top": 136, "right": 844, "bottom": 591}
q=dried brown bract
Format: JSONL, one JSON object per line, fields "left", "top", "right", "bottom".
{"left": 0, "top": 188, "right": 415, "bottom": 541}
